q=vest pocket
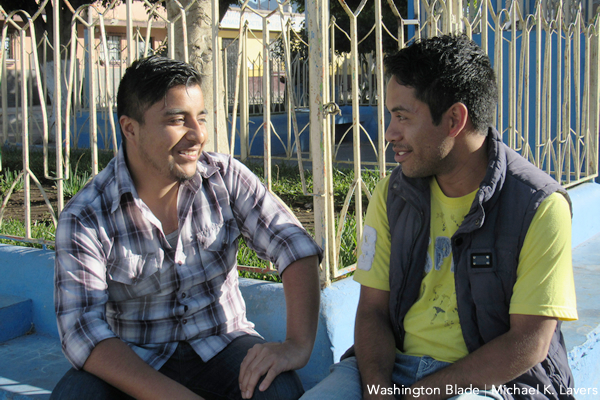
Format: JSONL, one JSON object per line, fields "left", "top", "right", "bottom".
{"left": 467, "top": 248, "right": 511, "bottom": 341}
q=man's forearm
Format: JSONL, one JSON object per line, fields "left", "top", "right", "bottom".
{"left": 83, "top": 338, "right": 201, "bottom": 400}
{"left": 281, "top": 255, "right": 320, "bottom": 356}
{"left": 405, "top": 315, "right": 558, "bottom": 400}
{"left": 354, "top": 288, "right": 397, "bottom": 399}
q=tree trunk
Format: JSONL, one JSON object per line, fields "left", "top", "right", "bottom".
{"left": 36, "top": 2, "right": 75, "bottom": 144}
{"left": 166, "top": 0, "right": 228, "bottom": 153}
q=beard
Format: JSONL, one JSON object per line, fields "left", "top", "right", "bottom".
{"left": 138, "top": 144, "right": 198, "bottom": 184}
{"left": 169, "top": 159, "right": 196, "bottom": 183}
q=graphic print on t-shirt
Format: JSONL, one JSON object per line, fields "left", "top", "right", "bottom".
{"left": 402, "top": 179, "right": 476, "bottom": 362}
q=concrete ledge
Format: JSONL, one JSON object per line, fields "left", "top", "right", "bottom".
{"left": 0, "top": 181, "right": 599, "bottom": 397}
{"left": 0, "top": 246, "right": 56, "bottom": 337}
{"left": 0, "top": 295, "right": 33, "bottom": 343}
{"left": 0, "top": 334, "right": 69, "bottom": 400}
{"left": 239, "top": 275, "right": 360, "bottom": 389}
{"left": 564, "top": 233, "right": 600, "bottom": 399}
{"left": 568, "top": 182, "right": 600, "bottom": 248}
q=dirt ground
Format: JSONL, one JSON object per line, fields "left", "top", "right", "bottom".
{"left": 1, "top": 184, "right": 58, "bottom": 223}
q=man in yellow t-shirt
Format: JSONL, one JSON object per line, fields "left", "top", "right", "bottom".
{"left": 301, "top": 34, "right": 577, "bottom": 400}
{"left": 355, "top": 177, "right": 576, "bottom": 366}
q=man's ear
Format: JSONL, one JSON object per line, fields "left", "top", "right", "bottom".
{"left": 446, "top": 102, "right": 469, "bottom": 138}
{"left": 119, "top": 115, "right": 140, "bottom": 146}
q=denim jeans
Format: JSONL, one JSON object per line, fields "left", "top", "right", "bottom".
{"left": 300, "top": 354, "right": 504, "bottom": 400}
{"left": 50, "top": 335, "right": 304, "bottom": 400}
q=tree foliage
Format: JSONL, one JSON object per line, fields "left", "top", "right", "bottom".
{"left": 292, "top": 0, "right": 407, "bottom": 55}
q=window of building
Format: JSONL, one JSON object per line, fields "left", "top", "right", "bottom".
{"left": 107, "top": 35, "right": 121, "bottom": 61}
{"left": 3, "top": 32, "right": 14, "bottom": 60}
{"left": 138, "top": 37, "right": 154, "bottom": 58}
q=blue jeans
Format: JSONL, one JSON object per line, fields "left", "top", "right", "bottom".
{"left": 301, "top": 354, "right": 504, "bottom": 400}
{"left": 50, "top": 335, "right": 304, "bottom": 400}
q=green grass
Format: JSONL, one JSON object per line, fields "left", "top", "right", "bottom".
{"left": 63, "top": 155, "right": 93, "bottom": 198}
{"left": 245, "top": 161, "right": 382, "bottom": 211}
{"left": 0, "top": 219, "right": 56, "bottom": 249}
{"left": 0, "top": 146, "right": 387, "bottom": 281}
{"left": 0, "top": 168, "right": 24, "bottom": 195}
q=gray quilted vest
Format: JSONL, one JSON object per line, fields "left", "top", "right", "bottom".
{"left": 387, "top": 127, "right": 575, "bottom": 399}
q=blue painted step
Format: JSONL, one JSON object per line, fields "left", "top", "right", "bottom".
{"left": 0, "top": 295, "right": 33, "bottom": 343}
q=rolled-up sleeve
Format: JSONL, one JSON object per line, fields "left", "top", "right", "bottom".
{"left": 223, "top": 157, "right": 323, "bottom": 274}
{"left": 54, "top": 212, "right": 117, "bottom": 369}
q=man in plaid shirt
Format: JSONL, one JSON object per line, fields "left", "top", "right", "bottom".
{"left": 51, "top": 56, "right": 322, "bottom": 400}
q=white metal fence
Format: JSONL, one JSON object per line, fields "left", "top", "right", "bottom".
{"left": 0, "top": 0, "right": 598, "bottom": 285}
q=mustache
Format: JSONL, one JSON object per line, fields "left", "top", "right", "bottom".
{"left": 392, "top": 145, "right": 411, "bottom": 153}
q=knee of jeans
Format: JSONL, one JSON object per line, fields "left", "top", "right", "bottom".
{"left": 300, "top": 358, "right": 362, "bottom": 400}
{"left": 251, "top": 370, "right": 304, "bottom": 400}
{"left": 50, "top": 368, "right": 133, "bottom": 400}
{"left": 329, "top": 356, "right": 359, "bottom": 374}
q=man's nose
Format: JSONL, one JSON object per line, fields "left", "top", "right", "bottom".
{"left": 186, "top": 119, "right": 207, "bottom": 143}
{"left": 385, "top": 123, "right": 400, "bottom": 143}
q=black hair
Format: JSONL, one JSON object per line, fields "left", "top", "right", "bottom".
{"left": 384, "top": 34, "right": 497, "bottom": 132}
{"left": 117, "top": 56, "right": 202, "bottom": 143}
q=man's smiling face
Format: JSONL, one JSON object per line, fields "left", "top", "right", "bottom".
{"left": 134, "top": 84, "right": 208, "bottom": 185}
{"left": 385, "top": 78, "right": 454, "bottom": 179}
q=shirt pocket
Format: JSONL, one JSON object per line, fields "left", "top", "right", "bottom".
{"left": 106, "top": 252, "right": 163, "bottom": 302}
{"left": 196, "top": 219, "right": 240, "bottom": 281}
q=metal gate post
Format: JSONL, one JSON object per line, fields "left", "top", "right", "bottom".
{"left": 53, "top": 0, "right": 64, "bottom": 214}
{"left": 306, "top": 0, "right": 335, "bottom": 286}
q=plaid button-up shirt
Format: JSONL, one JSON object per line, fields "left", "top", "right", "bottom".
{"left": 54, "top": 149, "right": 322, "bottom": 370}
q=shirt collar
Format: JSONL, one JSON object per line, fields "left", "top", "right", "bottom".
{"left": 110, "top": 148, "right": 221, "bottom": 213}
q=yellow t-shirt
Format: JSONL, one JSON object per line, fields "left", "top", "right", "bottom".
{"left": 354, "top": 175, "right": 578, "bottom": 363}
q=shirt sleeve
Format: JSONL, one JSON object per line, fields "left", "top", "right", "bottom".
{"left": 54, "top": 212, "right": 117, "bottom": 369}
{"left": 510, "top": 192, "right": 578, "bottom": 321}
{"left": 353, "top": 176, "right": 391, "bottom": 291}
{"left": 222, "top": 156, "right": 323, "bottom": 274}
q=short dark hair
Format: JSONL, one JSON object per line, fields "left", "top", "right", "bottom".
{"left": 384, "top": 34, "right": 497, "bottom": 132}
{"left": 117, "top": 56, "right": 202, "bottom": 140}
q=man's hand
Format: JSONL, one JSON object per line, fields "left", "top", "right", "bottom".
{"left": 238, "top": 255, "right": 320, "bottom": 399}
{"left": 238, "top": 338, "right": 312, "bottom": 399}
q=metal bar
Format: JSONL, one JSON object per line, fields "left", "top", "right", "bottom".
{"left": 521, "top": 18, "right": 530, "bottom": 158}
{"left": 88, "top": 10, "right": 98, "bottom": 176}
{"left": 126, "top": 0, "right": 134, "bottom": 64}
{"left": 53, "top": 0, "right": 64, "bottom": 214}
{"left": 375, "top": 0, "right": 386, "bottom": 177}
{"left": 535, "top": 6, "right": 542, "bottom": 167}
{"left": 574, "top": 11, "right": 582, "bottom": 182}
{"left": 307, "top": 0, "right": 333, "bottom": 285}
{"left": 348, "top": 6, "right": 363, "bottom": 247}
{"left": 556, "top": 5, "right": 563, "bottom": 182}
{"left": 212, "top": 0, "right": 221, "bottom": 153}
{"left": 563, "top": 25, "right": 572, "bottom": 185}
{"left": 241, "top": 23, "right": 249, "bottom": 161}
{"left": 591, "top": 16, "right": 600, "bottom": 179}
{"left": 495, "top": 10, "right": 504, "bottom": 137}
{"left": 20, "top": 30, "right": 31, "bottom": 238}
{"left": 482, "top": 0, "right": 489, "bottom": 53}
{"left": 1, "top": 27, "right": 8, "bottom": 147}
{"left": 509, "top": 1, "right": 517, "bottom": 149}
{"left": 262, "top": 16, "right": 271, "bottom": 191}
